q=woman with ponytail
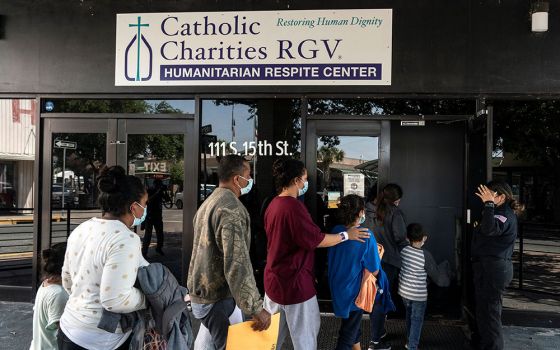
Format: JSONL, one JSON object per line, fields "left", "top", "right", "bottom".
{"left": 472, "top": 180, "right": 524, "bottom": 350}
{"left": 263, "top": 159, "right": 370, "bottom": 350}
{"left": 368, "top": 183, "right": 407, "bottom": 350}
{"left": 30, "top": 243, "right": 68, "bottom": 350}
{"left": 58, "top": 165, "right": 149, "bottom": 350}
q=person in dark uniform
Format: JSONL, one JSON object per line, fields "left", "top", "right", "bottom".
{"left": 472, "top": 181, "right": 524, "bottom": 350}
{"left": 142, "top": 179, "right": 169, "bottom": 257}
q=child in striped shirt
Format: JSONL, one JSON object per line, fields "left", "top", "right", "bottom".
{"left": 399, "top": 223, "right": 451, "bottom": 350}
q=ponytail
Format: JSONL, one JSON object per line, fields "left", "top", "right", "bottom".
{"left": 486, "top": 180, "right": 525, "bottom": 216}
{"left": 510, "top": 199, "right": 525, "bottom": 216}
{"left": 376, "top": 183, "right": 403, "bottom": 223}
{"left": 41, "top": 242, "right": 67, "bottom": 279}
{"left": 97, "top": 165, "right": 146, "bottom": 217}
{"left": 272, "top": 159, "right": 305, "bottom": 194}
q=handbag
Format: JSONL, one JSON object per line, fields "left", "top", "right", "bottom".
{"left": 143, "top": 327, "right": 167, "bottom": 350}
{"left": 354, "top": 243, "right": 385, "bottom": 312}
{"left": 143, "top": 310, "right": 167, "bottom": 350}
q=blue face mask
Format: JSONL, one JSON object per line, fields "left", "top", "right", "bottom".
{"left": 132, "top": 202, "right": 147, "bottom": 227}
{"left": 298, "top": 179, "right": 308, "bottom": 197}
{"left": 359, "top": 214, "right": 366, "bottom": 225}
{"left": 238, "top": 176, "right": 254, "bottom": 196}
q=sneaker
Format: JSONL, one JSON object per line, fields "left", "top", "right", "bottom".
{"left": 368, "top": 340, "right": 392, "bottom": 350}
{"left": 380, "top": 330, "right": 388, "bottom": 339}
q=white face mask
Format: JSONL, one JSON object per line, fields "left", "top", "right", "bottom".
{"left": 298, "top": 178, "right": 308, "bottom": 196}
{"left": 237, "top": 176, "right": 253, "bottom": 195}
{"left": 359, "top": 214, "right": 366, "bottom": 225}
{"left": 131, "top": 202, "right": 147, "bottom": 227}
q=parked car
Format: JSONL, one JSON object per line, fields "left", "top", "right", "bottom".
{"left": 51, "top": 184, "right": 78, "bottom": 208}
{"left": 199, "top": 184, "right": 216, "bottom": 201}
{"left": 174, "top": 184, "right": 216, "bottom": 209}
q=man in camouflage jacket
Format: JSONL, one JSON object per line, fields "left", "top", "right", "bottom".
{"left": 187, "top": 155, "right": 270, "bottom": 350}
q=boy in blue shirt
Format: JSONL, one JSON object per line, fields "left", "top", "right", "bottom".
{"left": 328, "top": 194, "right": 382, "bottom": 350}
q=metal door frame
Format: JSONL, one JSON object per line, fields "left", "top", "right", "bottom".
{"left": 304, "top": 119, "right": 388, "bottom": 218}
{"left": 117, "top": 118, "right": 197, "bottom": 283}
{"left": 35, "top": 114, "right": 196, "bottom": 289}
{"left": 303, "top": 113, "right": 476, "bottom": 311}
{"left": 36, "top": 118, "right": 117, "bottom": 290}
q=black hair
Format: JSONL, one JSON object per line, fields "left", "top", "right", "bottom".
{"left": 366, "top": 185, "right": 378, "bottom": 203}
{"left": 218, "top": 155, "right": 248, "bottom": 182}
{"left": 337, "top": 194, "right": 365, "bottom": 226}
{"left": 486, "top": 180, "right": 525, "bottom": 215}
{"left": 407, "top": 223, "right": 427, "bottom": 242}
{"left": 97, "top": 165, "right": 146, "bottom": 217}
{"left": 272, "top": 158, "right": 306, "bottom": 193}
{"left": 41, "top": 242, "right": 67, "bottom": 278}
{"left": 376, "top": 183, "right": 403, "bottom": 222}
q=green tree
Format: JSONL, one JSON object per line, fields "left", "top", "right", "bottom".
{"left": 52, "top": 100, "right": 186, "bottom": 192}
{"left": 170, "top": 161, "right": 184, "bottom": 190}
{"left": 318, "top": 146, "right": 345, "bottom": 188}
{"left": 493, "top": 100, "right": 560, "bottom": 222}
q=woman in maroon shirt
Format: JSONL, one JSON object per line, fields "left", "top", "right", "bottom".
{"left": 263, "top": 159, "right": 369, "bottom": 350}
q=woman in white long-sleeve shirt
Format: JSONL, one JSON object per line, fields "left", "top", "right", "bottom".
{"left": 58, "top": 165, "right": 149, "bottom": 350}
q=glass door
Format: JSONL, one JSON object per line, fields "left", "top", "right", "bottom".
{"left": 305, "top": 118, "right": 388, "bottom": 301}
{"left": 118, "top": 119, "right": 194, "bottom": 283}
{"left": 41, "top": 118, "right": 116, "bottom": 258}
{"left": 40, "top": 116, "right": 195, "bottom": 287}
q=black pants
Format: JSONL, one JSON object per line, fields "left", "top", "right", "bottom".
{"left": 472, "top": 259, "right": 513, "bottom": 350}
{"left": 336, "top": 310, "right": 364, "bottom": 350}
{"left": 382, "top": 262, "right": 400, "bottom": 301}
{"left": 370, "top": 262, "right": 399, "bottom": 341}
{"left": 57, "top": 329, "right": 131, "bottom": 350}
{"left": 142, "top": 217, "right": 164, "bottom": 253}
{"left": 199, "top": 298, "right": 236, "bottom": 350}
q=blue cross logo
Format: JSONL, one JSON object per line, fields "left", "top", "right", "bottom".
{"left": 124, "top": 16, "right": 153, "bottom": 81}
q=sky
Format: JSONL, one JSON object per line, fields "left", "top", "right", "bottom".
{"left": 332, "top": 136, "right": 379, "bottom": 160}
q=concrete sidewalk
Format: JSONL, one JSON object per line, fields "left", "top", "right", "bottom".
{"left": 2, "top": 302, "right": 559, "bottom": 350}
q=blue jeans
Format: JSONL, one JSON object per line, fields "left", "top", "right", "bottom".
{"left": 199, "top": 298, "right": 236, "bottom": 350}
{"left": 402, "top": 297, "right": 427, "bottom": 350}
{"left": 336, "top": 310, "right": 363, "bottom": 350}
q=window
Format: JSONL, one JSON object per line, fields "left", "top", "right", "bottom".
{"left": 199, "top": 99, "right": 301, "bottom": 293}
{"left": 0, "top": 98, "right": 36, "bottom": 290}
{"left": 40, "top": 99, "right": 195, "bottom": 114}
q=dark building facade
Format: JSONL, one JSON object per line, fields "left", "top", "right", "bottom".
{"left": 1, "top": 0, "right": 559, "bottom": 322}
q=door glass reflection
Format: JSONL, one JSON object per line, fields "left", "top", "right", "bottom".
{"left": 127, "top": 134, "right": 184, "bottom": 282}
{"left": 50, "top": 133, "right": 107, "bottom": 246}
{"left": 315, "top": 135, "right": 379, "bottom": 300}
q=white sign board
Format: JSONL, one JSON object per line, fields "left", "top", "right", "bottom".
{"left": 115, "top": 9, "right": 392, "bottom": 86}
{"left": 344, "top": 173, "right": 365, "bottom": 197}
{"left": 54, "top": 140, "right": 77, "bottom": 149}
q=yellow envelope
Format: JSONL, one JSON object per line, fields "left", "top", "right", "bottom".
{"left": 226, "top": 313, "right": 280, "bottom": 350}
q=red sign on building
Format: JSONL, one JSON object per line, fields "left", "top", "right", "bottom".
{"left": 12, "top": 99, "right": 37, "bottom": 125}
